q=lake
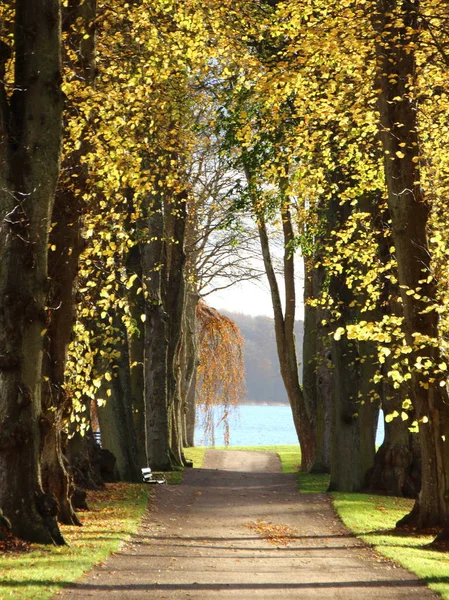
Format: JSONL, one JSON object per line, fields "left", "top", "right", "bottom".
{"left": 194, "top": 404, "right": 385, "bottom": 447}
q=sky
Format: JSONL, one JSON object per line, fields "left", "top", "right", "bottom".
{"left": 206, "top": 262, "right": 305, "bottom": 320}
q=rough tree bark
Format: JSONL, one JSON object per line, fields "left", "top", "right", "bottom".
{"left": 181, "top": 290, "right": 200, "bottom": 448}
{"left": 302, "top": 256, "right": 332, "bottom": 473}
{"left": 327, "top": 194, "right": 378, "bottom": 493}
{"left": 0, "top": 0, "right": 65, "bottom": 544}
{"left": 126, "top": 244, "right": 147, "bottom": 468}
{"left": 141, "top": 192, "right": 172, "bottom": 471}
{"left": 40, "top": 0, "right": 96, "bottom": 526}
{"left": 95, "top": 316, "right": 141, "bottom": 483}
{"left": 374, "top": 0, "right": 449, "bottom": 536}
{"left": 246, "top": 170, "right": 315, "bottom": 470}
{"left": 365, "top": 371, "right": 421, "bottom": 498}
{"left": 165, "top": 191, "right": 188, "bottom": 467}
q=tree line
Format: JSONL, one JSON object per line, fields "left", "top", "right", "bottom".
{"left": 1, "top": 0, "right": 449, "bottom": 548}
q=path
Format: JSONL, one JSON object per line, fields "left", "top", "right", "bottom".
{"left": 58, "top": 450, "right": 438, "bottom": 599}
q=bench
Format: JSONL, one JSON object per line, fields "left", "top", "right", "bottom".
{"left": 141, "top": 467, "right": 167, "bottom": 484}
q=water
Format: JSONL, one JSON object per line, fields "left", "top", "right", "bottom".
{"left": 194, "top": 404, "right": 385, "bottom": 447}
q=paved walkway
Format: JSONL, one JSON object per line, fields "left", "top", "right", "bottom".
{"left": 57, "top": 450, "right": 437, "bottom": 599}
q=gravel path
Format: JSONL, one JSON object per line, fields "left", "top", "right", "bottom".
{"left": 57, "top": 449, "right": 438, "bottom": 600}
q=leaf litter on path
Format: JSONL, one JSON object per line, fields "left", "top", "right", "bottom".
{"left": 245, "top": 519, "right": 297, "bottom": 546}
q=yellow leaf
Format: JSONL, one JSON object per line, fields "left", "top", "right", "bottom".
{"left": 333, "top": 327, "right": 345, "bottom": 341}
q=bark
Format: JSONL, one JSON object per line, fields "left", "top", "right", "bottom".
{"left": 40, "top": 0, "right": 96, "bottom": 526}
{"left": 302, "top": 257, "right": 332, "bottom": 473}
{"left": 126, "top": 244, "right": 147, "bottom": 468}
{"left": 365, "top": 374, "right": 421, "bottom": 498}
{"left": 0, "top": 0, "right": 65, "bottom": 544}
{"left": 374, "top": 0, "right": 449, "bottom": 533}
{"left": 181, "top": 290, "right": 200, "bottom": 447}
{"left": 96, "top": 319, "right": 141, "bottom": 483}
{"left": 41, "top": 176, "right": 83, "bottom": 526}
{"left": 327, "top": 196, "right": 378, "bottom": 493}
{"left": 165, "top": 192, "right": 188, "bottom": 467}
{"left": 365, "top": 283, "right": 421, "bottom": 497}
{"left": 141, "top": 194, "right": 172, "bottom": 471}
{"left": 65, "top": 428, "right": 107, "bottom": 489}
{"left": 246, "top": 170, "right": 315, "bottom": 470}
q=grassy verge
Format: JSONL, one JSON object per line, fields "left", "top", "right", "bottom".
{"left": 0, "top": 483, "right": 150, "bottom": 600}
{"left": 331, "top": 492, "right": 449, "bottom": 600}
{"left": 187, "top": 445, "right": 449, "bottom": 599}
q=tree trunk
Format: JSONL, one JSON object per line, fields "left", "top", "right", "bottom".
{"left": 302, "top": 256, "right": 332, "bottom": 473}
{"left": 365, "top": 287, "right": 421, "bottom": 498}
{"left": 247, "top": 169, "right": 315, "bottom": 470}
{"left": 41, "top": 182, "right": 83, "bottom": 526}
{"left": 182, "top": 291, "right": 200, "bottom": 447}
{"left": 374, "top": 0, "right": 449, "bottom": 534}
{"left": 365, "top": 371, "right": 421, "bottom": 498}
{"left": 65, "top": 428, "right": 104, "bottom": 490}
{"left": 40, "top": 0, "right": 96, "bottom": 527}
{"left": 96, "top": 319, "right": 141, "bottom": 483}
{"left": 141, "top": 195, "right": 172, "bottom": 471}
{"left": 126, "top": 244, "right": 147, "bottom": 468}
{"left": 164, "top": 192, "right": 188, "bottom": 467}
{"left": 327, "top": 196, "right": 378, "bottom": 492}
{"left": 0, "top": 0, "right": 65, "bottom": 545}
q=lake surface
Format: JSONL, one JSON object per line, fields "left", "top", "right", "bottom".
{"left": 194, "top": 404, "right": 385, "bottom": 447}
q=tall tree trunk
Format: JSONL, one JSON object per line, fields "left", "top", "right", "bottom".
{"left": 365, "top": 370, "right": 421, "bottom": 498}
{"left": 126, "top": 244, "right": 147, "bottom": 468}
{"left": 182, "top": 290, "right": 200, "bottom": 447}
{"left": 96, "top": 317, "right": 141, "bottom": 483}
{"left": 40, "top": 0, "right": 96, "bottom": 526}
{"left": 246, "top": 169, "right": 315, "bottom": 470}
{"left": 302, "top": 256, "right": 332, "bottom": 473}
{"left": 0, "top": 0, "right": 65, "bottom": 544}
{"left": 374, "top": 0, "right": 449, "bottom": 536}
{"left": 365, "top": 286, "right": 421, "bottom": 497}
{"left": 164, "top": 192, "right": 188, "bottom": 467}
{"left": 141, "top": 194, "right": 172, "bottom": 471}
{"left": 327, "top": 196, "right": 378, "bottom": 492}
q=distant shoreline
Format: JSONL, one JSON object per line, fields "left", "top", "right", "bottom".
{"left": 238, "top": 401, "right": 290, "bottom": 407}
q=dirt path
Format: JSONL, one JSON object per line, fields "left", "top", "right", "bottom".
{"left": 58, "top": 450, "right": 438, "bottom": 599}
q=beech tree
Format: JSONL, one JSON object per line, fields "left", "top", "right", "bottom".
{"left": 373, "top": 0, "right": 449, "bottom": 538}
{"left": 0, "top": 0, "right": 65, "bottom": 544}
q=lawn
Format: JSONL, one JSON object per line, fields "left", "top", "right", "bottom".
{"left": 3, "top": 446, "right": 448, "bottom": 600}
{"left": 0, "top": 483, "right": 150, "bottom": 600}
{"left": 332, "top": 492, "right": 449, "bottom": 600}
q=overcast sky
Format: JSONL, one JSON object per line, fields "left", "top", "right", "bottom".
{"left": 207, "top": 264, "right": 305, "bottom": 320}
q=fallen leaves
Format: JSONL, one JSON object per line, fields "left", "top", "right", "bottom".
{"left": 0, "top": 527, "right": 31, "bottom": 555}
{"left": 245, "top": 520, "right": 297, "bottom": 546}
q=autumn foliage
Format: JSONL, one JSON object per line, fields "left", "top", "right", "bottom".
{"left": 196, "top": 303, "right": 245, "bottom": 445}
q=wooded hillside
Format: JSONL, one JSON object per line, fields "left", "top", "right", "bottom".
{"left": 222, "top": 311, "right": 304, "bottom": 404}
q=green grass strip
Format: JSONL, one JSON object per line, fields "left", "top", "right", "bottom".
{"left": 0, "top": 483, "right": 150, "bottom": 600}
{"left": 331, "top": 492, "right": 449, "bottom": 600}
{"left": 188, "top": 445, "right": 449, "bottom": 599}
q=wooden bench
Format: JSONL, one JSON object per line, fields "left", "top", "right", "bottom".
{"left": 141, "top": 467, "right": 167, "bottom": 484}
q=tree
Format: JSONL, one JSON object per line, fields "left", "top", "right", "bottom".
{"left": 195, "top": 303, "right": 245, "bottom": 445}
{"left": 373, "top": 0, "right": 449, "bottom": 538}
{"left": 0, "top": 0, "right": 65, "bottom": 544}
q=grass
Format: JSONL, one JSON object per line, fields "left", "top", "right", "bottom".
{"left": 0, "top": 483, "right": 150, "bottom": 600}
{"left": 331, "top": 492, "right": 449, "bottom": 600}
{"left": 4, "top": 446, "right": 447, "bottom": 599}
{"left": 188, "top": 444, "right": 449, "bottom": 599}
{"left": 184, "top": 444, "right": 301, "bottom": 473}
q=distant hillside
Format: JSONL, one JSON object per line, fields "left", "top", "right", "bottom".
{"left": 220, "top": 310, "right": 304, "bottom": 405}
